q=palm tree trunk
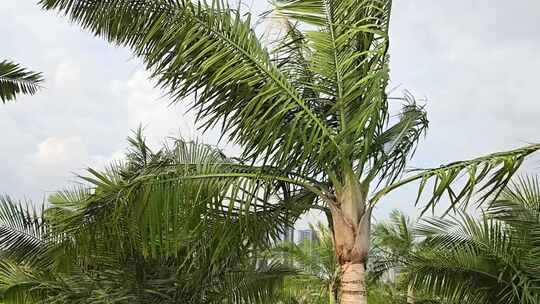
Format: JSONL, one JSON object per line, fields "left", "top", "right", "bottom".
{"left": 329, "top": 173, "right": 371, "bottom": 304}
{"left": 340, "top": 262, "right": 367, "bottom": 304}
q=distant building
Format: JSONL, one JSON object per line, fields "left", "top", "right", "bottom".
{"left": 297, "top": 229, "right": 311, "bottom": 243}
{"left": 297, "top": 229, "right": 318, "bottom": 243}
{"left": 278, "top": 227, "right": 319, "bottom": 245}
{"left": 279, "top": 226, "right": 295, "bottom": 243}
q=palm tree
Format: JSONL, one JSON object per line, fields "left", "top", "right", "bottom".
{"left": 0, "top": 132, "right": 296, "bottom": 304}
{"left": 39, "top": 0, "right": 540, "bottom": 302}
{"left": 371, "top": 210, "right": 417, "bottom": 303}
{"left": 370, "top": 210, "right": 442, "bottom": 304}
{"left": 407, "top": 175, "right": 540, "bottom": 304}
{"left": 0, "top": 60, "right": 43, "bottom": 103}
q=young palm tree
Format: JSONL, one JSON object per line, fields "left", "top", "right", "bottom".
{"left": 0, "top": 132, "right": 296, "bottom": 304}
{"left": 274, "top": 223, "right": 340, "bottom": 303}
{"left": 407, "top": 175, "right": 540, "bottom": 304}
{"left": 371, "top": 210, "right": 417, "bottom": 303}
{"left": 0, "top": 60, "right": 43, "bottom": 103}
{"left": 370, "top": 210, "right": 443, "bottom": 304}
{"left": 40, "top": 0, "right": 540, "bottom": 302}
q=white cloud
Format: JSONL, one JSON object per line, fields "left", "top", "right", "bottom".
{"left": 29, "top": 136, "right": 88, "bottom": 169}
{"left": 17, "top": 136, "right": 88, "bottom": 200}
{"left": 53, "top": 62, "right": 82, "bottom": 90}
{"left": 122, "top": 69, "right": 198, "bottom": 143}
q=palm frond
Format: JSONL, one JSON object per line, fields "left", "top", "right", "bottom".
{"left": 0, "top": 60, "right": 43, "bottom": 103}
{"left": 0, "top": 260, "right": 42, "bottom": 304}
{"left": 273, "top": 0, "right": 393, "bottom": 175}
{"left": 0, "top": 196, "right": 51, "bottom": 267}
{"left": 372, "top": 144, "right": 540, "bottom": 214}
{"left": 48, "top": 132, "right": 321, "bottom": 265}
{"left": 367, "top": 95, "right": 429, "bottom": 186}
{"left": 0, "top": 133, "right": 302, "bottom": 304}
{"left": 370, "top": 209, "right": 415, "bottom": 284}
{"left": 40, "top": 0, "right": 341, "bottom": 176}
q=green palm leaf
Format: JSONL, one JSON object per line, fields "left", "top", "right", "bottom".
{"left": 372, "top": 144, "right": 540, "bottom": 214}
{"left": 0, "top": 60, "right": 43, "bottom": 103}
{"left": 0, "top": 132, "right": 298, "bottom": 304}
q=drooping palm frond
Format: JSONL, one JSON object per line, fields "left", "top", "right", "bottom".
{"left": 0, "top": 60, "right": 43, "bottom": 103}
{"left": 53, "top": 131, "right": 321, "bottom": 262}
{"left": 40, "top": 0, "right": 344, "bottom": 177}
{"left": 39, "top": 0, "right": 397, "bottom": 185}
{"left": 372, "top": 144, "right": 540, "bottom": 213}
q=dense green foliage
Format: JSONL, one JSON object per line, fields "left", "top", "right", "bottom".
{"left": 370, "top": 210, "right": 439, "bottom": 303}
{"left": 0, "top": 0, "right": 535, "bottom": 302}
{"left": 408, "top": 176, "right": 540, "bottom": 304}
{"left": 368, "top": 176, "right": 540, "bottom": 304}
{"left": 0, "top": 132, "right": 297, "bottom": 304}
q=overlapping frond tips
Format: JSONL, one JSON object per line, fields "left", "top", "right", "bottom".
{"left": 0, "top": 260, "right": 41, "bottom": 304}
{"left": 0, "top": 60, "right": 43, "bottom": 103}
{"left": 0, "top": 196, "right": 48, "bottom": 266}
{"left": 366, "top": 95, "right": 428, "bottom": 185}
{"left": 496, "top": 174, "right": 540, "bottom": 211}
{"left": 0, "top": 134, "right": 302, "bottom": 303}
{"left": 409, "top": 209, "right": 539, "bottom": 304}
{"left": 48, "top": 133, "right": 321, "bottom": 263}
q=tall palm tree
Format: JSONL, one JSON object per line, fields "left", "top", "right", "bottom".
{"left": 39, "top": 0, "right": 540, "bottom": 302}
{"left": 407, "top": 175, "right": 540, "bottom": 304}
{"left": 0, "top": 60, "right": 43, "bottom": 103}
{"left": 0, "top": 131, "right": 296, "bottom": 304}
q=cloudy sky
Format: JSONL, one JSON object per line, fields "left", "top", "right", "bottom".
{"left": 2, "top": 0, "right": 539, "bottom": 224}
